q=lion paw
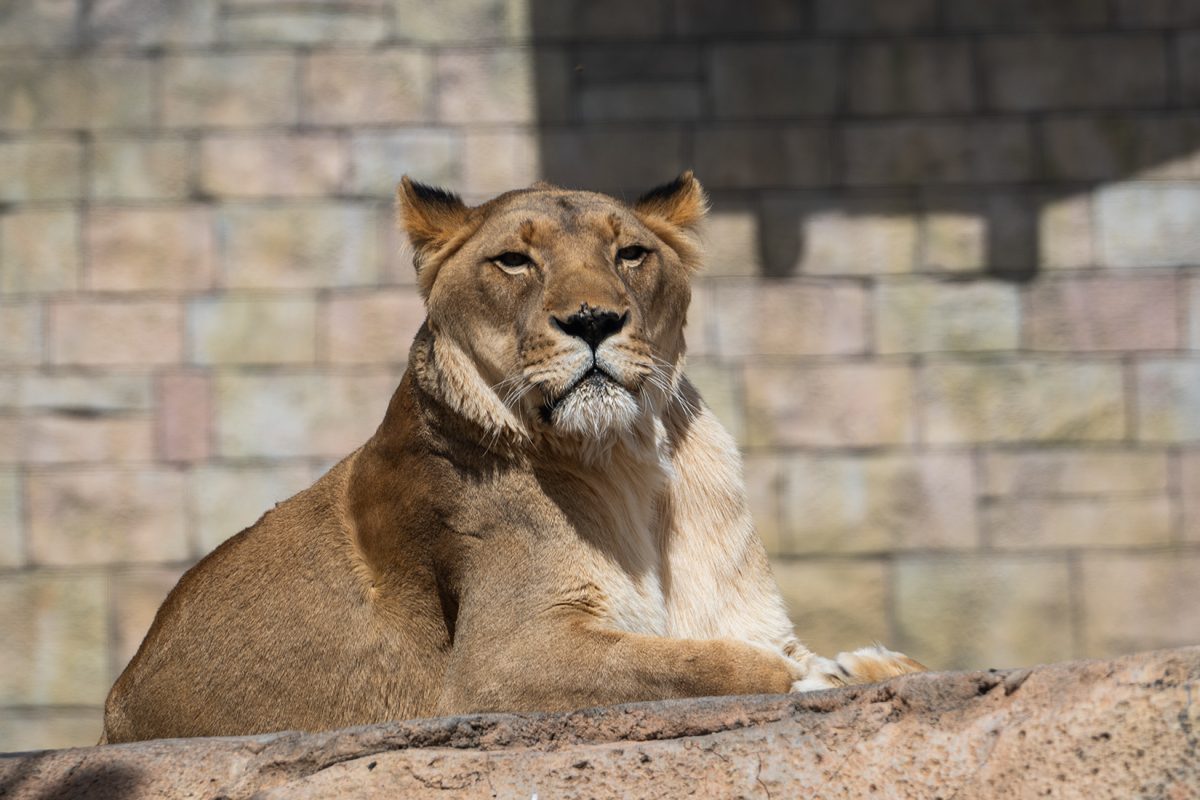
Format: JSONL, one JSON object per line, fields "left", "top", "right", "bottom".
{"left": 790, "top": 645, "right": 925, "bottom": 693}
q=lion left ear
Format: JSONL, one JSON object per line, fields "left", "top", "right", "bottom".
{"left": 633, "top": 171, "right": 708, "bottom": 230}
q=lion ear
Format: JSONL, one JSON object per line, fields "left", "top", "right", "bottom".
{"left": 633, "top": 171, "right": 708, "bottom": 231}
{"left": 396, "top": 176, "right": 469, "bottom": 256}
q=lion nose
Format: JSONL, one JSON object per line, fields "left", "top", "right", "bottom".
{"left": 553, "top": 305, "right": 628, "bottom": 350}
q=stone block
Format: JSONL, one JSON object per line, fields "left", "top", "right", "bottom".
{"left": 0, "top": 417, "right": 16, "bottom": 463}
{"left": 536, "top": 130, "right": 686, "bottom": 194}
{"left": 1183, "top": 450, "right": 1200, "bottom": 541}
{"left": 0, "top": 572, "right": 108, "bottom": 705}
{"left": 392, "top": 0, "right": 529, "bottom": 42}
{"left": 0, "top": 0, "right": 78, "bottom": 49}
{"left": 86, "top": 0, "right": 216, "bottom": 44}
{"left": 18, "top": 372, "right": 151, "bottom": 413}
{"left": 1026, "top": 275, "right": 1180, "bottom": 351}
{"left": 190, "top": 464, "right": 313, "bottom": 555}
{"left": 86, "top": 208, "right": 215, "bottom": 292}
{"left": 945, "top": 0, "right": 1109, "bottom": 29}
{"left": 1182, "top": 33, "right": 1200, "bottom": 104}
{"left": 673, "top": 0, "right": 806, "bottom": 35}
{"left": 894, "top": 555, "right": 1073, "bottom": 670}
{"left": 979, "top": 36, "right": 1166, "bottom": 111}
{"left": 779, "top": 453, "right": 977, "bottom": 554}
{"left": 742, "top": 455, "right": 782, "bottom": 554}
{"left": 712, "top": 281, "right": 866, "bottom": 356}
{"left": 771, "top": 559, "right": 890, "bottom": 656}
{"left": 579, "top": 83, "right": 702, "bottom": 122}
{"left": 200, "top": 134, "right": 345, "bottom": 199}
{"left": 325, "top": 289, "right": 426, "bottom": 364}
{"left": 876, "top": 280, "right": 1020, "bottom": 354}
{"left": 189, "top": 295, "right": 317, "bottom": 365}
{"left": 215, "top": 371, "right": 398, "bottom": 458}
{"left": 436, "top": 48, "right": 543, "bottom": 124}
{"left": 0, "top": 708, "right": 103, "bottom": 754}
{"left": 27, "top": 469, "right": 189, "bottom": 566}
{"left": 0, "top": 470, "right": 19, "bottom": 567}
{"left": 702, "top": 210, "right": 760, "bottom": 276}
{"left": 709, "top": 44, "right": 838, "bottom": 118}
{"left": 21, "top": 414, "right": 154, "bottom": 464}
{"left": 984, "top": 496, "right": 1172, "bottom": 549}
{"left": 1038, "top": 194, "right": 1096, "bottom": 270}
{"left": 1136, "top": 359, "right": 1200, "bottom": 441}
{"left": 847, "top": 41, "right": 973, "bottom": 115}
{"left": 348, "top": 130, "right": 460, "bottom": 197}
{"left": 0, "top": 210, "right": 80, "bottom": 294}
{"left": 222, "top": 2, "right": 388, "bottom": 43}
{"left": 162, "top": 54, "right": 296, "bottom": 128}
{"left": 784, "top": 197, "right": 918, "bottom": 275}
{"left": 1096, "top": 184, "right": 1200, "bottom": 268}
{"left": 1042, "top": 115, "right": 1200, "bottom": 181}
{"left": 844, "top": 121, "right": 1032, "bottom": 185}
{"left": 156, "top": 371, "right": 211, "bottom": 463}
{"left": 918, "top": 190, "right": 1037, "bottom": 276}
{"left": 462, "top": 129, "right": 539, "bottom": 196}
{"left": 0, "top": 57, "right": 152, "bottom": 131}
{"left": 0, "top": 138, "right": 83, "bottom": 202}
{"left": 574, "top": 43, "right": 700, "bottom": 82}
{"left": 90, "top": 138, "right": 191, "bottom": 201}
{"left": 814, "top": 0, "right": 937, "bottom": 31}
{"left": 0, "top": 301, "right": 42, "bottom": 366}
{"left": 111, "top": 567, "right": 187, "bottom": 677}
{"left": 49, "top": 300, "right": 183, "bottom": 366}
{"left": 302, "top": 50, "right": 432, "bottom": 125}
{"left": 683, "top": 361, "right": 744, "bottom": 445}
{"left": 572, "top": 0, "right": 667, "bottom": 38}
{"left": 684, "top": 281, "right": 714, "bottom": 356}
{"left": 1190, "top": 277, "right": 1200, "bottom": 350}
{"left": 921, "top": 361, "right": 1126, "bottom": 443}
{"left": 218, "top": 204, "right": 379, "bottom": 289}
{"left": 981, "top": 449, "right": 1169, "bottom": 496}
{"left": 920, "top": 210, "right": 985, "bottom": 272}
{"left": 743, "top": 364, "right": 915, "bottom": 448}
{"left": 694, "top": 127, "right": 830, "bottom": 188}
{"left": 1080, "top": 553, "right": 1200, "bottom": 656}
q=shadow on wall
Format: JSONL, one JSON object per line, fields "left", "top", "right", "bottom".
{"left": 528, "top": 0, "right": 1200, "bottom": 281}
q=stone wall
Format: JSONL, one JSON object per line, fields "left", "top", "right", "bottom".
{"left": 1, "top": 0, "right": 1199, "bottom": 752}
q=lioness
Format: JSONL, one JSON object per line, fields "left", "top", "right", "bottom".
{"left": 102, "top": 174, "right": 923, "bottom": 744}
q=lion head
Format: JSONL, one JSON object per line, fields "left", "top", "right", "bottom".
{"left": 396, "top": 173, "right": 707, "bottom": 450}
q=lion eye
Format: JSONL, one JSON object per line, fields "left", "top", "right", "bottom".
{"left": 493, "top": 252, "right": 532, "bottom": 274}
{"left": 617, "top": 245, "right": 648, "bottom": 265}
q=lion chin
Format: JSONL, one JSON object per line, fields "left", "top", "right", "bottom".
{"left": 544, "top": 371, "right": 642, "bottom": 441}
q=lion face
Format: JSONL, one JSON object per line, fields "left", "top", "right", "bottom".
{"left": 397, "top": 174, "right": 707, "bottom": 443}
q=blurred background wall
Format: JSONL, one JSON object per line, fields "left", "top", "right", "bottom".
{"left": 1, "top": 0, "right": 1198, "bottom": 752}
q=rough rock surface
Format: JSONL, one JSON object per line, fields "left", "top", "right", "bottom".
{"left": 1, "top": 647, "right": 1197, "bottom": 799}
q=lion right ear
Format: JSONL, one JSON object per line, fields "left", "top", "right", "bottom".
{"left": 396, "top": 176, "right": 470, "bottom": 258}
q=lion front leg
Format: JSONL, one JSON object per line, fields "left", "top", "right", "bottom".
{"left": 789, "top": 644, "right": 927, "bottom": 692}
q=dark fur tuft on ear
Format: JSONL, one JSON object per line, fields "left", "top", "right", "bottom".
{"left": 396, "top": 175, "right": 469, "bottom": 256}
{"left": 633, "top": 171, "right": 708, "bottom": 230}
{"left": 406, "top": 179, "right": 464, "bottom": 209}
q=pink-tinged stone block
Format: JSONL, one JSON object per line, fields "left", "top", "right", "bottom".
{"left": 0, "top": 301, "right": 43, "bottom": 366}
{"left": 984, "top": 496, "right": 1172, "bottom": 549}
{"left": 326, "top": 289, "right": 426, "bottom": 364}
{"left": 199, "top": 134, "right": 346, "bottom": 198}
{"left": 86, "top": 207, "right": 215, "bottom": 292}
{"left": 712, "top": 281, "right": 866, "bottom": 357}
{"left": 0, "top": 470, "right": 20, "bottom": 567}
{"left": 301, "top": 50, "right": 433, "bottom": 125}
{"left": 982, "top": 449, "right": 1169, "bottom": 496}
{"left": 1183, "top": 450, "right": 1199, "bottom": 542}
{"left": 162, "top": 54, "right": 296, "bottom": 128}
{"left": 110, "top": 567, "right": 187, "bottom": 678}
{"left": 1136, "top": 359, "right": 1200, "bottom": 442}
{"left": 1080, "top": 552, "right": 1200, "bottom": 656}
{"left": 1026, "top": 275, "right": 1180, "bottom": 351}
{"left": 21, "top": 414, "right": 154, "bottom": 464}
{"left": 156, "top": 371, "right": 211, "bottom": 463}
{"left": 49, "top": 300, "right": 183, "bottom": 366}
{"left": 0, "top": 210, "right": 80, "bottom": 294}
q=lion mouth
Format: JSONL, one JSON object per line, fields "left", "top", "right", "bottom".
{"left": 542, "top": 366, "right": 621, "bottom": 415}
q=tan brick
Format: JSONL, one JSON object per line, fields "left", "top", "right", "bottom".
{"left": 1038, "top": 194, "right": 1096, "bottom": 270}
{"left": 1183, "top": 450, "right": 1200, "bottom": 542}
{"left": 0, "top": 139, "right": 83, "bottom": 202}
{"left": 326, "top": 289, "right": 425, "bottom": 365}
{"left": 0, "top": 0, "right": 78, "bottom": 49}
{"left": 0, "top": 57, "right": 153, "bottom": 131}
{"left": 0, "top": 572, "right": 108, "bottom": 705}
{"left": 0, "top": 470, "right": 20, "bottom": 567}
{"left": 703, "top": 210, "right": 760, "bottom": 277}
{"left": 982, "top": 450, "right": 1169, "bottom": 496}
{"left": 743, "top": 455, "right": 782, "bottom": 554}
{"left": 1136, "top": 360, "right": 1200, "bottom": 441}
{"left": 1042, "top": 116, "right": 1200, "bottom": 182}
{"left": 218, "top": 204, "right": 379, "bottom": 289}
{"left": 985, "top": 496, "right": 1171, "bottom": 549}
{"left": 713, "top": 282, "right": 865, "bottom": 357}
{"left": 348, "top": 130, "right": 460, "bottom": 197}
{"left": 86, "top": 0, "right": 216, "bottom": 45}
{"left": 436, "top": 48, "right": 539, "bottom": 124}
{"left": 216, "top": 371, "right": 398, "bottom": 458}
{"left": 1190, "top": 277, "right": 1200, "bottom": 350}
{"left": 190, "top": 295, "right": 317, "bottom": 365}
{"left": 111, "top": 567, "right": 186, "bottom": 677}
{"left": 90, "top": 138, "right": 191, "bottom": 201}
{"left": 50, "top": 300, "right": 182, "bottom": 366}
{"left": 392, "top": 0, "right": 529, "bottom": 42}
{"left": 921, "top": 210, "right": 985, "bottom": 272}
{"left": 848, "top": 40, "right": 972, "bottom": 115}
{"left": 0, "top": 301, "right": 42, "bottom": 365}
{"left": 709, "top": 44, "right": 838, "bottom": 118}
{"left": 27, "top": 469, "right": 188, "bottom": 565}
{"left": 21, "top": 414, "right": 154, "bottom": 464}
{"left": 191, "top": 464, "right": 312, "bottom": 554}
{"left": 221, "top": 4, "right": 389, "bottom": 43}
{"left": 0, "top": 708, "right": 104, "bottom": 753}
{"left": 744, "top": 364, "right": 915, "bottom": 448}
{"left": 1027, "top": 275, "right": 1179, "bottom": 351}
{"left": 87, "top": 208, "right": 215, "bottom": 292}
{"left": 1096, "top": 184, "right": 1200, "bottom": 268}
{"left": 0, "top": 210, "right": 80, "bottom": 294}
{"left": 162, "top": 54, "right": 296, "bottom": 128}
{"left": 200, "top": 134, "right": 345, "bottom": 199}
{"left": 156, "top": 371, "right": 211, "bottom": 463}
{"left": 694, "top": 127, "right": 830, "bottom": 189}
{"left": 845, "top": 122, "right": 1032, "bottom": 186}
{"left": 1080, "top": 552, "right": 1200, "bottom": 657}
{"left": 922, "top": 361, "right": 1125, "bottom": 444}
{"left": 684, "top": 362, "right": 744, "bottom": 446}
{"left": 780, "top": 453, "right": 976, "bottom": 554}
{"left": 797, "top": 201, "right": 919, "bottom": 275}
{"left": 683, "top": 281, "right": 714, "bottom": 356}
{"left": 0, "top": 417, "right": 17, "bottom": 463}
{"left": 380, "top": 207, "right": 420, "bottom": 286}
{"left": 876, "top": 280, "right": 1020, "bottom": 354}
{"left": 462, "top": 129, "right": 539, "bottom": 196}
{"left": 302, "top": 50, "right": 432, "bottom": 125}
{"left": 18, "top": 372, "right": 152, "bottom": 413}
{"left": 772, "top": 559, "right": 890, "bottom": 657}
{"left": 895, "top": 555, "right": 1073, "bottom": 670}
